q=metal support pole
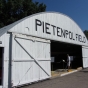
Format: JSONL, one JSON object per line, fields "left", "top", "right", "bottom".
{"left": 8, "top": 32, "right": 12, "bottom": 88}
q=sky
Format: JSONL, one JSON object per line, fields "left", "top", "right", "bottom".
{"left": 33, "top": 0, "right": 88, "bottom": 31}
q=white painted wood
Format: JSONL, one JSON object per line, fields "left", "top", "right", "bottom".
{"left": 12, "top": 35, "right": 51, "bottom": 86}
{"left": 82, "top": 46, "right": 88, "bottom": 68}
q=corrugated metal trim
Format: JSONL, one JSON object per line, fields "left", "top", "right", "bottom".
{"left": 13, "top": 33, "right": 50, "bottom": 43}
{"left": 82, "top": 46, "right": 88, "bottom": 48}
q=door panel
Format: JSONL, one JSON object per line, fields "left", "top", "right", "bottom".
{"left": 82, "top": 46, "right": 88, "bottom": 68}
{"left": 12, "top": 36, "right": 51, "bottom": 86}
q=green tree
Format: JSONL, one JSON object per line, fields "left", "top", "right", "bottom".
{"left": 84, "top": 30, "right": 88, "bottom": 39}
{"left": 0, "top": 0, "right": 46, "bottom": 28}
{"left": 0, "top": 0, "right": 6, "bottom": 27}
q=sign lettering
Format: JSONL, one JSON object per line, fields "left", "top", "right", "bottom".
{"left": 35, "top": 19, "right": 86, "bottom": 43}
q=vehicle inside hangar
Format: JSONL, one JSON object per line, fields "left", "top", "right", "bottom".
{"left": 51, "top": 40, "right": 83, "bottom": 71}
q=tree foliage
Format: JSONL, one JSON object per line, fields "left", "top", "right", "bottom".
{"left": 0, "top": 0, "right": 46, "bottom": 28}
{"left": 84, "top": 30, "right": 88, "bottom": 39}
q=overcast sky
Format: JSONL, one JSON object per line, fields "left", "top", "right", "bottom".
{"left": 33, "top": 0, "right": 88, "bottom": 31}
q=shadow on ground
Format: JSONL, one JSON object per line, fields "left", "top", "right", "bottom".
{"left": 79, "top": 70, "right": 88, "bottom": 73}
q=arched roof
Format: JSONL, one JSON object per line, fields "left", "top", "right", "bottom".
{"left": 0, "top": 12, "right": 88, "bottom": 46}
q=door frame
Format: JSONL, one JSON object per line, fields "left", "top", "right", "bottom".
{"left": 0, "top": 47, "right": 4, "bottom": 88}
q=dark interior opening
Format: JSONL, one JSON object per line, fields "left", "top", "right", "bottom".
{"left": 51, "top": 40, "right": 82, "bottom": 71}
{"left": 0, "top": 47, "right": 3, "bottom": 85}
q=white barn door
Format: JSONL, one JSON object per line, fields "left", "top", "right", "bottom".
{"left": 11, "top": 34, "right": 51, "bottom": 87}
{"left": 82, "top": 46, "right": 88, "bottom": 68}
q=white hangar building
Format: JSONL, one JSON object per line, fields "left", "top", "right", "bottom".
{"left": 0, "top": 12, "right": 88, "bottom": 88}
